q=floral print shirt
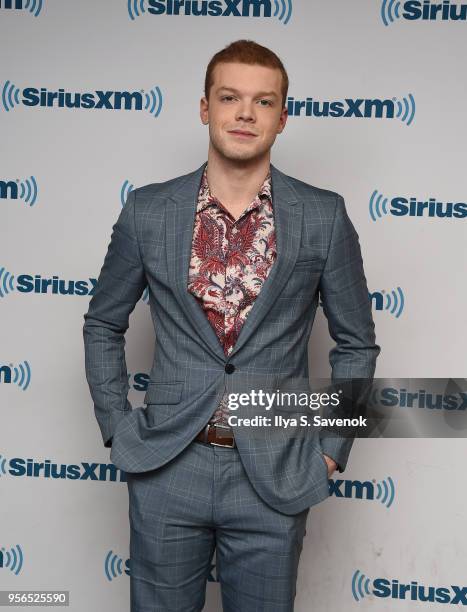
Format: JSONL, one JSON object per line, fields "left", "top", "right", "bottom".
{"left": 187, "top": 165, "right": 276, "bottom": 426}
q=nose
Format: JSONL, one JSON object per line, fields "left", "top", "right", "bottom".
{"left": 235, "top": 101, "right": 256, "bottom": 123}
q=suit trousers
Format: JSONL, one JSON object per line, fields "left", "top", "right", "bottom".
{"left": 126, "top": 437, "right": 310, "bottom": 612}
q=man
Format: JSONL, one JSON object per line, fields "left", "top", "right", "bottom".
{"left": 83, "top": 39, "right": 380, "bottom": 612}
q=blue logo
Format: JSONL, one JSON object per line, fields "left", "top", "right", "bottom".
{"left": 0, "top": 266, "right": 150, "bottom": 303}
{"left": 352, "top": 570, "right": 373, "bottom": 601}
{"left": 1, "top": 81, "right": 163, "bottom": 117}
{"left": 0, "top": 176, "right": 38, "bottom": 206}
{"left": 352, "top": 570, "right": 467, "bottom": 604}
{"left": 120, "top": 179, "right": 135, "bottom": 208}
{"left": 104, "top": 550, "right": 218, "bottom": 582}
{"left": 128, "top": 0, "right": 292, "bottom": 24}
{"left": 0, "top": 361, "right": 31, "bottom": 390}
{"left": 329, "top": 476, "right": 395, "bottom": 508}
{"left": 0, "top": 267, "right": 15, "bottom": 297}
{"left": 287, "top": 94, "right": 415, "bottom": 125}
{"left": 382, "top": 0, "right": 467, "bottom": 25}
{"left": 0, "top": 0, "right": 43, "bottom": 16}
{"left": 320, "top": 287, "right": 405, "bottom": 317}
{"left": 0, "top": 267, "right": 98, "bottom": 297}
{"left": 1, "top": 454, "right": 127, "bottom": 481}
{"left": 0, "top": 545, "right": 24, "bottom": 574}
{"left": 369, "top": 386, "right": 467, "bottom": 410}
{"left": 105, "top": 551, "right": 130, "bottom": 581}
{"left": 370, "top": 190, "right": 467, "bottom": 221}
{"left": 370, "top": 287, "right": 405, "bottom": 318}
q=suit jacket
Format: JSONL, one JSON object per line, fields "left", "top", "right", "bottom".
{"left": 83, "top": 161, "right": 380, "bottom": 515}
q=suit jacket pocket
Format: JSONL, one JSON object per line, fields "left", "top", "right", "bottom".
{"left": 143, "top": 381, "right": 184, "bottom": 405}
{"left": 143, "top": 381, "right": 184, "bottom": 429}
{"left": 313, "top": 440, "right": 330, "bottom": 480}
{"left": 294, "top": 255, "right": 324, "bottom": 271}
{"left": 295, "top": 244, "right": 326, "bottom": 271}
{"left": 295, "top": 242, "right": 324, "bottom": 269}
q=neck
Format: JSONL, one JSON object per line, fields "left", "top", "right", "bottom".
{"left": 205, "top": 146, "right": 271, "bottom": 214}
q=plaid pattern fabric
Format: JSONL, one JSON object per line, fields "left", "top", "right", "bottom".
{"left": 83, "top": 161, "right": 380, "bottom": 515}
{"left": 127, "top": 440, "right": 309, "bottom": 611}
{"left": 188, "top": 165, "right": 276, "bottom": 426}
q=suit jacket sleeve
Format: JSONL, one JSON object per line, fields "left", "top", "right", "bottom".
{"left": 83, "top": 190, "right": 147, "bottom": 448}
{"left": 318, "top": 194, "right": 381, "bottom": 472}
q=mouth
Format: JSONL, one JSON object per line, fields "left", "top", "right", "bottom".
{"left": 228, "top": 130, "right": 257, "bottom": 139}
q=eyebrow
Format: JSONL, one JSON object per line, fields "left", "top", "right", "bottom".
{"left": 216, "top": 86, "right": 279, "bottom": 99}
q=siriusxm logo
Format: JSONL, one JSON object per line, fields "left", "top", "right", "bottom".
{"left": 0, "top": 544, "right": 24, "bottom": 575}
{"left": 370, "top": 387, "right": 467, "bottom": 410}
{"left": 1, "top": 81, "right": 163, "bottom": 117}
{"left": 105, "top": 551, "right": 130, "bottom": 581}
{"left": 329, "top": 476, "right": 395, "bottom": 508}
{"left": 128, "top": 0, "right": 292, "bottom": 24}
{"left": 382, "top": 0, "right": 467, "bottom": 25}
{"left": 104, "top": 550, "right": 218, "bottom": 582}
{"left": 127, "top": 372, "right": 151, "bottom": 391}
{"left": 370, "top": 287, "right": 404, "bottom": 318}
{"left": 0, "top": 361, "right": 31, "bottom": 390}
{"left": 120, "top": 179, "right": 134, "bottom": 208}
{"left": 0, "top": 176, "right": 38, "bottom": 206}
{"left": 0, "top": 266, "right": 150, "bottom": 303}
{"left": 0, "top": 268, "right": 97, "bottom": 297}
{"left": 0, "top": 454, "right": 127, "bottom": 482}
{"left": 352, "top": 570, "right": 467, "bottom": 604}
{"left": 318, "top": 287, "right": 405, "bottom": 317}
{"left": 0, "top": 0, "right": 42, "bottom": 16}
{"left": 287, "top": 94, "right": 415, "bottom": 125}
{"left": 370, "top": 190, "right": 467, "bottom": 221}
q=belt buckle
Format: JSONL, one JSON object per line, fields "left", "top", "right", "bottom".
{"left": 210, "top": 423, "right": 235, "bottom": 448}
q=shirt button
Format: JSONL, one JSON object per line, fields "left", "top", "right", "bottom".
{"left": 225, "top": 364, "right": 235, "bottom": 374}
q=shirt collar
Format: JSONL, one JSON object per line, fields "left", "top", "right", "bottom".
{"left": 196, "top": 165, "right": 272, "bottom": 216}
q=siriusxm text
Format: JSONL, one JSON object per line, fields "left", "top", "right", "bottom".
{"left": 373, "top": 578, "right": 467, "bottom": 604}
{"left": 21, "top": 88, "right": 144, "bottom": 110}
{"left": 402, "top": 1, "right": 467, "bottom": 20}
{"left": 15, "top": 275, "right": 96, "bottom": 295}
{"left": 376, "top": 387, "right": 467, "bottom": 410}
{"left": 147, "top": 0, "right": 273, "bottom": 17}
{"left": 390, "top": 197, "right": 467, "bottom": 218}
{"left": 7, "top": 458, "right": 127, "bottom": 481}
{"left": 287, "top": 97, "right": 396, "bottom": 118}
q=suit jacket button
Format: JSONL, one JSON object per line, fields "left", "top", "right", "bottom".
{"left": 225, "top": 364, "right": 235, "bottom": 374}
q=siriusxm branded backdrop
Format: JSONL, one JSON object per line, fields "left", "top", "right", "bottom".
{"left": 1, "top": 1, "right": 466, "bottom": 610}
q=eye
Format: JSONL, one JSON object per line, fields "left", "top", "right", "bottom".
{"left": 258, "top": 99, "right": 273, "bottom": 107}
{"left": 221, "top": 95, "right": 235, "bottom": 102}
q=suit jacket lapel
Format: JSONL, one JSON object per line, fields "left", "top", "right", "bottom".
{"left": 166, "top": 161, "right": 226, "bottom": 362}
{"left": 165, "top": 161, "right": 304, "bottom": 362}
{"left": 228, "top": 164, "right": 303, "bottom": 358}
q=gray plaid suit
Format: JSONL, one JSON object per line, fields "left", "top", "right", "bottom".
{"left": 83, "top": 161, "right": 379, "bottom": 611}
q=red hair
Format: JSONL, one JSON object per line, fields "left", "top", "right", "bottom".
{"left": 204, "top": 39, "right": 289, "bottom": 108}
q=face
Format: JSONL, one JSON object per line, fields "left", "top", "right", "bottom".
{"left": 200, "top": 62, "right": 288, "bottom": 164}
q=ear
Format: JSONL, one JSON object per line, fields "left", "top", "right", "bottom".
{"left": 277, "top": 107, "right": 288, "bottom": 133}
{"left": 200, "top": 96, "right": 209, "bottom": 125}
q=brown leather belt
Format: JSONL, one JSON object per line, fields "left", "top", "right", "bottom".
{"left": 195, "top": 423, "right": 236, "bottom": 448}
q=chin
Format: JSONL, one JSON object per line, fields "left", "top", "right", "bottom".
{"left": 217, "top": 147, "right": 257, "bottom": 162}
{"left": 211, "top": 135, "right": 267, "bottom": 163}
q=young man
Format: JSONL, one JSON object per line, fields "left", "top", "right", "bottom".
{"left": 83, "top": 40, "right": 380, "bottom": 612}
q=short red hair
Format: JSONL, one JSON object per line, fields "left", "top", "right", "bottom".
{"left": 204, "top": 39, "right": 289, "bottom": 109}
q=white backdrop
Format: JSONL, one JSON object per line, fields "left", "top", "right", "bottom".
{"left": 1, "top": 1, "right": 466, "bottom": 610}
